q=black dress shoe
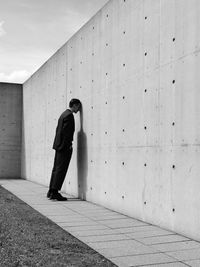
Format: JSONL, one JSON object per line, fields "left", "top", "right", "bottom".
{"left": 47, "top": 190, "right": 51, "bottom": 198}
{"left": 49, "top": 192, "right": 68, "bottom": 201}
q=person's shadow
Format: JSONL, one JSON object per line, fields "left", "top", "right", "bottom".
{"left": 77, "top": 105, "right": 88, "bottom": 200}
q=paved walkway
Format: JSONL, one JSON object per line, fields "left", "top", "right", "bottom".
{"left": 1, "top": 179, "right": 200, "bottom": 267}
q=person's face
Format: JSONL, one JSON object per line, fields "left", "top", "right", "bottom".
{"left": 73, "top": 103, "right": 81, "bottom": 113}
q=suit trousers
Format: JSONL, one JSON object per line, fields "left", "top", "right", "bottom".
{"left": 49, "top": 148, "right": 73, "bottom": 191}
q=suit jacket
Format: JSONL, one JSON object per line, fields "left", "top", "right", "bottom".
{"left": 53, "top": 109, "right": 75, "bottom": 151}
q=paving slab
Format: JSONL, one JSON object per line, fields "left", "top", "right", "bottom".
{"left": 110, "top": 253, "right": 178, "bottom": 267}
{"left": 61, "top": 224, "right": 110, "bottom": 232}
{"left": 79, "top": 233, "right": 132, "bottom": 243}
{"left": 166, "top": 248, "right": 200, "bottom": 261}
{"left": 40, "top": 211, "right": 81, "bottom": 216}
{"left": 114, "top": 225, "right": 159, "bottom": 234}
{"left": 151, "top": 240, "right": 200, "bottom": 252}
{"left": 97, "top": 219, "right": 147, "bottom": 229}
{"left": 137, "top": 235, "right": 190, "bottom": 245}
{"left": 140, "top": 263, "right": 188, "bottom": 267}
{"left": 46, "top": 215, "right": 93, "bottom": 223}
{"left": 125, "top": 229, "right": 174, "bottom": 239}
{"left": 56, "top": 220, "right": 100, "bottom": 227}
{"left": 184, "top": 259, "right": 200, "bottom": 266}
{"left": 74, "top": 229, "right": 121, "bottom": 237}
{"left": 92, "top": 214, "right": 127, "bottom": 220}
{"left": 97, "top": 245, "right": 158, "bottom": 258}
{"left": 87, "top": 239, "right": 156, "bottom": 250}
{"left": 1, "top": 179, "right": 200, "bottom": 267}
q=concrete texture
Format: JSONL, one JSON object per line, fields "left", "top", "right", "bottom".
{"left": 2, "top": 179, "right": 200, "bottom": 267}
{"left": 21, "top": 0, "right": 200, "bottom": 241}
{"left": 0, "top": 82, "right": 22, "bottom": 178}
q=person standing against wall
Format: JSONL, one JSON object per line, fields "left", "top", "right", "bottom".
{"left": 47, "top": 98, "right": 81, "bottom": 201}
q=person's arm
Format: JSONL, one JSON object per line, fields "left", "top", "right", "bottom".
{"left": 62, "top": 116, "right": 74, "bottom": 148}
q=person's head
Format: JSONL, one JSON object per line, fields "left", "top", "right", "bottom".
{"left": 69, "top": 98, "right": 81, "bottom": 113}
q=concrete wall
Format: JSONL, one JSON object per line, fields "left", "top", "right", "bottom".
{"left": 22, "top": 0, "right": 200, "bottom": 241}
{"left": 0, "top": 82, "right": 22, "bottom": 178}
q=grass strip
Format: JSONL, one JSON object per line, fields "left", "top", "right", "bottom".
{"left": 0, "top": 186, "right": 116, "bottom": 267}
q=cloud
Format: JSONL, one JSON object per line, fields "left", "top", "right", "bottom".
{"left": 0, "top": 21, "right": 6, "bottom": 37}
{"left": 0, "top": 70, "right": 30, "bottom": 83}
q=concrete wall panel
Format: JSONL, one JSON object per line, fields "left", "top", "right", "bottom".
{"left": 0, "top": 83, "right": 22, "bottom": 178}
{"left": 160, "top": 0, "right": 176, "bottom": 65}
{"left": 174, "top": 54, "right": 200, "bottom": 145}
{"left": 159, "top": 63, "right": 175, "bottom": 146}
{"left": 22, "top": 0, "right": 200, "bottom": 241}
{"left": 172, "top": 146, "right": 200, "bottom": 236}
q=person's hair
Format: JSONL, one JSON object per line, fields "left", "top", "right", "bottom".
{"left": 69, "top": 98, "right": 81, "bottom": 108}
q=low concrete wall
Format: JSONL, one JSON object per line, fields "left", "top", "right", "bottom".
{"left": 22, "top": 0, "right": 200, "bottom": 241}
{"left": 0, "top": 82, "right": 22, "bottom": 178}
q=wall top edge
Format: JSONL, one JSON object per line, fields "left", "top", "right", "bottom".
{"left": 0, "top": 82, "right": 22, "bottom": 86}
{"left": 23, "top": 0, "right": 111, "bottom": 85}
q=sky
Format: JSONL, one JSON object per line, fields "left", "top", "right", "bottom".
{"left": 0, "top": 0, "right": 109, "bottom": 83}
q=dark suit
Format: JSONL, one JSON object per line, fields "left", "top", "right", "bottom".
{"left": 49, "top": 109, "right": 75, "bottom": 191}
